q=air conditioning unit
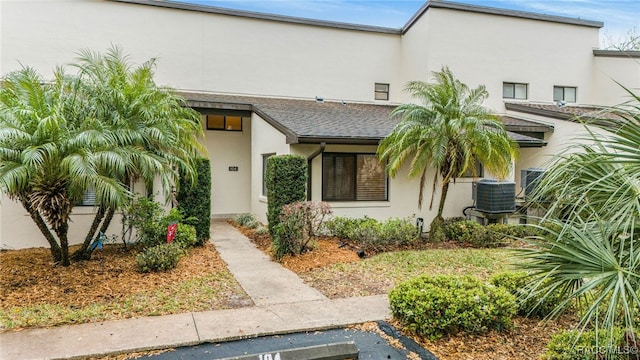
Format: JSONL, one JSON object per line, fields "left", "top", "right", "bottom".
{"left": 520, "top": 168, "right": 546, "bottom": 196}
{"left": 472, "top": 179, "right": 516, "bottom": 214}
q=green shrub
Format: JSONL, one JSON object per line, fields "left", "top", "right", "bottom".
{"left": 265, "top": 155, "right": 307, "bottom": 236}
{"left": 233, "top": 213, "right": 257, "bottom": 226}
{"left": 136, "top": 242, "right": 185, "bottom": 273}
{"left": 543, "top": 328, "right": 638, "bottom": 360}
{"left": 324, "top": 216, "right": 377, "bottom": 241}
{"left": 125, "top": 196, "right": 164, "bottom": 247}
{"left": 177, "top": 157, "right": 211, "bottom": 245}
{"left": 325, "top": 216, "right": 418, "bottom": 251}
{"left": 444, "top": 219, "right": 484, "bottom": 243}
{"left": 172, "top": 223, "right": 198, "bottom": 248}
{"left": 389, "top": 274, "right": 517, "bottom": 340}
{"left": 271, "top": 220, "right": 301, "bottom": 261}
{"left": 254, "top": 226, "right": 269, "bottom": 235}
{"left": 376, "top": 217, "right": 419, "bottom": 246}
{"left": 270, "top": 201, "right": 331, "bottom": 260}
{"left": 490, "top": 271, "right": 564, "bottom": 318}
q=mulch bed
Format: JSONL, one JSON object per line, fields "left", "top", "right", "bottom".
{"left": 0, "top": 243, "right": 244, "bottom": 310}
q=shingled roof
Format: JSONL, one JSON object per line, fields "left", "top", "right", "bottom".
{"left": 181, "top": 92, "right": 547, "bottom": 146}
{"left": 505, "top": 102, "right": 621, "bottom": 122}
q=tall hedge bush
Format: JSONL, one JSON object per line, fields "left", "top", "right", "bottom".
{"left": 265, "top": 155, "right": 307, "bottom": 235}
{"left": 177, "top": 157, "right": 211, "bottom": 245}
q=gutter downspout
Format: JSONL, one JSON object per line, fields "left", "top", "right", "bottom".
{"left": 306, "top": 142, "right": 326, "bottom": 201}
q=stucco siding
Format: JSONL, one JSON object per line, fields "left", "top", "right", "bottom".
{"left": 0, "top": 195, "right": 124, "bottom": 250}
{"left": 401, "top": 7, "right": 600, "bottom": 111}
{"left": 1, "top": 0, "right": 400, "bottom": 104}
{"left": 199, "top": 117, "right": 252, "bottom": 217}
{"left": 592, "top": 56, "right": 640, "bottom": 106}
{"left": 250, "top": 113, "right": 290, "bottom": 224}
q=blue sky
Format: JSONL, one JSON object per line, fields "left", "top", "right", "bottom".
{"left": 182, "top": 0, "right": 639, "bottom": 47}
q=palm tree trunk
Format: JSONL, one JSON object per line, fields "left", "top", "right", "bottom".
{"left": 72, "top": 205, "right": 107, "bottom": 260}
{"left": 19, "top": 195, "right": 62, "bottom": 262}
{"left": 98, "top": 207, "right": 116, "bottom": 243}
{"left": 437, "top": 180, "right": 451, "bottom": 219}
{"left": 56, "top": 222, "right": 71, "bottom": 266}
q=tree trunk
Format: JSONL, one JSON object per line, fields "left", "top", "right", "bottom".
{"left": 56, "top": 221, "right": 71, "bottom": 266}
{"left": 19, "top": 196, "right": 62, "bottom": 262}
{"left": 99, "top": 207, "right": 116, "bottom": 240}
{"left": 71, "top": 205, "right": 107, "bottom": 261}
{"left": 437, "top": 180, "right": 451, "bottom": 219}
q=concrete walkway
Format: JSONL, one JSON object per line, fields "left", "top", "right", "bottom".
{"left": 0, "top": 221, "right": 391, "bottom": 360}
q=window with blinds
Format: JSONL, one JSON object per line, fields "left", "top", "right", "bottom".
{"left": 322, "top": 153, "right": 387, "bottom": 201}
{"left": 502, "top": 82, "right": 528, "bottom": 100}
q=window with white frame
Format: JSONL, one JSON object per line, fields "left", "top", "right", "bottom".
{"left": 322, "top": 153, "right": 388, "bottom": 201}
{"left": 503, "top": 82, "right": 528, "bottom": 100}
{"left": 553, "top": 86, "right": 576, "bottom": 103}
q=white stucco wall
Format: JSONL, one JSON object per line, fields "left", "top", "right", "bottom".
{"left": 592, "top": 56, "right": 640, "bottom": 106}
{"left": 199, "top": 116, "right": 252, "bottom": 217}
{"left": 1, "top": 0, "right": 400, "bottom": 104}
{"left": 250, "top": 114, "right": 290, "bottom": 224}
{"left": 400, "top": 7, "right": 601, "bottom": 111}
{"left": 0, "top": 195, "right": 124, "bottom": 250}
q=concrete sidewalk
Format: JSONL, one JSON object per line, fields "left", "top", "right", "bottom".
{"left": 0, "top": 222, "right": 391, "bottom": 360}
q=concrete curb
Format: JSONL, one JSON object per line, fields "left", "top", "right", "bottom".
{"left": 218, "top": 341, "right": 359, "bottom": 360}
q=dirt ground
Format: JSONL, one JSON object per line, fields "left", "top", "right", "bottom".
{"left": 236, "top": 223, "right": 573, "bottom": 360}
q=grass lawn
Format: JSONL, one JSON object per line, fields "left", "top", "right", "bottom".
{"left": 299, "top": 246, "right": 516, "bottom": 298}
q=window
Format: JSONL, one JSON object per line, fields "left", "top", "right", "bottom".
{"left": 262, "top": 153, "right": 275, "bottom": 196}
{"left": 203, "top": 114, "right": 246, "bottom": 131}
{"left": 374, "top": 83, "right": 389, "bottom": 101}
{"left": 461, "top": 159, "right": 484, "bottom": 178}
{"left": 503, "top": 82, "right": 528, "bottom": 100}
{"left": 322, "top": 153, "right": 387, "bottom": 201}
{"left": 77, "top": 188, "right": 96, "bottom": 206}
{"left": 553, "top": 86, "right": 576, "bottom": 103}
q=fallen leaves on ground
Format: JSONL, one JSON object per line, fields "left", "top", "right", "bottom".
{"left": 0, "top": 243, "right": 251, "bottom": 330}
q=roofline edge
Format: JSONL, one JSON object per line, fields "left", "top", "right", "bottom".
{"left": 107, "top": 0, "right": 402, "bottom": 34}
{"left": 403, "top": 0, "right": 603, "bottom": 34}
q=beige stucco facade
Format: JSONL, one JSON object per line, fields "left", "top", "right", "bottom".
{"left": 1, "top": 0, "right": 639, "bottom": 249}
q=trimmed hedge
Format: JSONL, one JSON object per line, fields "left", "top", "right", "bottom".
{"left": 265, "top": 155, "right": 307, "bottom": 236}
{"left": 177, "top": 157, "right": 211, "bottom": 245}
{"left": 490, "top": 271, "right": 565, "bottom": 318}
{"left": 324, "top": 216, "right": 418, "bottom": 251}
{"left": 389, "top": 274, "right": 517, "bottom": 340}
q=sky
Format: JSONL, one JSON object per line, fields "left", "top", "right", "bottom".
{"left": 182, "top": 0, "right": 640, "bottom": 48}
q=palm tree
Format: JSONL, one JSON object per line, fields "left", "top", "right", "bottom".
{"left": 520, "top": 86, "right": 640, "bottom": 342}
{"left": 377, "top": 66, "right": 518, "bottom": 240}
{"left": 0, "top": 67, "right": 128, "bottom": 265}
{"left": 68, "top": 46, "right": 206, "bottom": 259}
{"left": 0, "top": 47, "right": 206, "bottom": 265}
